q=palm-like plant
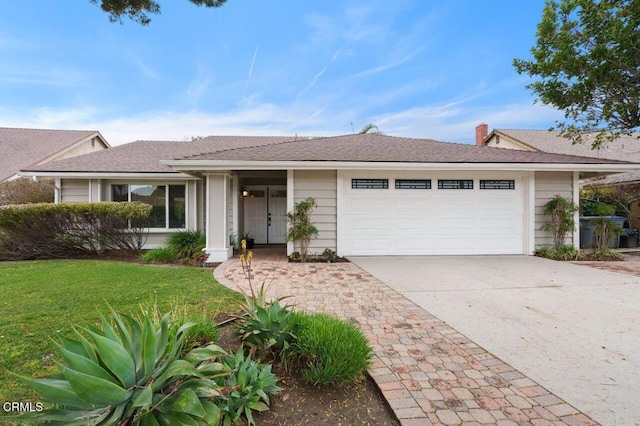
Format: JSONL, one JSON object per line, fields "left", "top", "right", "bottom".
{"left": 10, "top": 305, "right": 228, "bottom": 425}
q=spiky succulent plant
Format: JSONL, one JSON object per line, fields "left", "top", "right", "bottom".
{"left": 10, "top": 305, "right": 228, "bottom": 425}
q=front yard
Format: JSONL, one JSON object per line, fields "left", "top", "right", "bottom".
{"left": 0, "top": 260, "right": 239, "bottom": 402}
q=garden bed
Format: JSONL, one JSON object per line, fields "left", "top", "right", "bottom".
{"left": 216, "top": 322, "right": 399, "bottom": 425}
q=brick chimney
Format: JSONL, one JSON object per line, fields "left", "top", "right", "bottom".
{"left": 475, "top": 123, "right": 488, "bottom": 146}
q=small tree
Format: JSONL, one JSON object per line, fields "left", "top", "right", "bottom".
{"left": 542, "top": 195, "right": 578, "bottom": 250}
{"left": 286, "top": 197, "right": 318, "bottom": 262}
{"left": 590, "top": 203, "right": 624, "bottom": 251}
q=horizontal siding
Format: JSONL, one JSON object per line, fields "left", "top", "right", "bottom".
{"left": 535, "top": 171, "right": 574, "bottom": 247}
{"left": 293, "top": 170, "right": 337, "bottom": 254}
{"left": 61, "top": 179, "right": 89, "bottom": 203}
{"left": 144, "top": 233, "right": 171, "bottom": 249}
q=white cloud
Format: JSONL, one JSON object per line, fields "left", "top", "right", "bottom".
{"left": 126, "top": 51, "right": 160, "bottom": 80}
{"left": 353, "top": 47, "right": 423, "bottom": 78}
{"left": 295, "top": 66, "right": 327, "bottom": 101}
{"left": 372, "top": 101, "right": 564, "bottom": 143}
{"left": 186, "top": 64, "right": 213, "bottom": 104}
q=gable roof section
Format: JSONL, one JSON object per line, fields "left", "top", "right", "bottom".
{"left": 179, "top": 134, "right": 624, "bottom": 164}
{"left": 23, "top": 135, "right": 304, "bottom": 174}
{"left": 491, "top": 129, "right": 640, "bottom": 162}
{"left": 23, "top": 133, "right": 631, "bottom": 178}
{"left": 0, "top": 127, "right": 107, "bottom": 181}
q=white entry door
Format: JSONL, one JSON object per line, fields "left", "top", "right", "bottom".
{"left": 244, "top": 186, "right": 287, "bottom": 244}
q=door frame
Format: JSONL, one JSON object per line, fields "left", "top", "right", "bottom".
{"left": 243, "top": 185, "right": 287, "bottom": 244}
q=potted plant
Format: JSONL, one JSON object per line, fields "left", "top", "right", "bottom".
{"left": 241, "top": 232, "right": 255, "bottom": 249}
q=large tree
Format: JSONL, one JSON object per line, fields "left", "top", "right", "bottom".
{"left": 90, "top": 0, "right": 227, "bottom": 25}
{"left": 514, "top": 0, "right": 640, "bottom": 147}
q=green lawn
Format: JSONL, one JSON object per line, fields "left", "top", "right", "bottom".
{"left": 0, "top": 260, "right": 239, "bottom": 402}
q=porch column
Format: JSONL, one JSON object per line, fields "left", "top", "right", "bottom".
{"left": 204, "top": 173, "right": 233, "bottom": 262}
{"left": 572, "top": 171, "right": 580, "bottom": 249}
{"left": 286, "top": 169, "right": 294, "bottom": 256}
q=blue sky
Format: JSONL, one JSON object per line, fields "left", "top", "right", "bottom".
{"left": 0, "top": 0, "right": 561, "bottom": 146}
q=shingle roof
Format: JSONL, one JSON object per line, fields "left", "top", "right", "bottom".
{"left": 182, "top": 134, "right": 625, "bottom": 164}
{"left": 0, "top": 127, "right": 101, "bottom": 181}
{"left": 493, "top": 129, "right": 640, "bottom": 162}
{"left": 493, "top": 129, "right": 640, "bottom": 184}
{"left": 24, "top": 136, "right": 304, "bottom": 173}
{"left": 24, "top": 133, "right": 627, "bottom": 175}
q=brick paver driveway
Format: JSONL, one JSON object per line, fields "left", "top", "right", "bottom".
{"left": 351, "top": 255, "right": 640, "bottom": 426}
{"left": 215, "top": 255, "right": 598, "bottom": 425}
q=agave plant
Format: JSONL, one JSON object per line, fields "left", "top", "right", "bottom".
{"left": 236, "top": 296, "right": 296, "bottom": 354}
{"left": 214, "top": 350, "right": 281, "bottom": 426}
{"left": 10, "top": 304, "right": 228, "bottom": 425}
{"left": 235, "top": 244, "right": 295, "bottom": 354}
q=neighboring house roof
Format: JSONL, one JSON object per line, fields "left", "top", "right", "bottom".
{"left": 490, "top": 129, "right": 640, "bottom": 185}
{"left": 489, "top": 129, "right": 640, "bottom": 161}
{"left": 0, "top": 127, "right": 109, "bottom": 181}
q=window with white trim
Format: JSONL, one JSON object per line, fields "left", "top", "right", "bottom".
{"left": 111, "top": 184, "right": 186, "bottom": 229}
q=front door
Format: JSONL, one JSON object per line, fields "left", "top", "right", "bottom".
{"left": 244, "top": 185, "right": 287, "bottom": 244}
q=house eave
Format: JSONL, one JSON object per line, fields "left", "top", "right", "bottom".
{"left": 19, "top": 171, "right": 200, "bottom": 180}
{"left": 161, "top": 159, "right": 640, "bottom": 173}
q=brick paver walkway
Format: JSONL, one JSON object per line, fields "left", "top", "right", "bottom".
{"left": 214, "top": 254, "right": 598, "bottom": 425}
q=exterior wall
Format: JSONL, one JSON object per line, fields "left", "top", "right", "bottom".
{"left": 53, "top": 136, "right": 108, "bottom": 162}
{"left": 486, "top": 135, "right": 533, "bottom": 151}
{"left": 144, "top": 232, "right": 173, "bottom": 249}
{"left": 60, "top": 179, "right": 90, "bottom": 202}
{"left": 293, "top": 170, "right": 337, "bottom": 254}
{"left": 534, "top": 171, "right": 575, "bottom": 247}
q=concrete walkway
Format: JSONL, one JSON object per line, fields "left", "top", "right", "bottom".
{"left": 214, "top": 254, "right": 597, "bottom": 425}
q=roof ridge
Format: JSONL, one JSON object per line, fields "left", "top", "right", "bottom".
{"left": 178, "top": 135, "right": 316, "bottom": 160}
{"left": 0, "top": 126, "right": 98, "bottom": 133}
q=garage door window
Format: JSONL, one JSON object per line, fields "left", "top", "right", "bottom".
{"left": 480, "top": 180, "right": 515, "bottom": 190}
{"left": 438, "top": 179, "right": 473, "bottom": 189}
{"left": 351, "top": 179, "right": 389, "bottom": 189}
{"left": 395, "top": 179, "right": 431, "bottom": 189}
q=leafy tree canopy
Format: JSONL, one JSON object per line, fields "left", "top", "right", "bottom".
{"left": 514, "top": 0, "right": 640, "bottom": 147}
{"left": 90, "top": 0, "right": 227, "bottom": 25}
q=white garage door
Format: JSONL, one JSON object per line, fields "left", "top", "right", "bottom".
{"left": 341, "top": 173, "right": 525, "bottom": 255}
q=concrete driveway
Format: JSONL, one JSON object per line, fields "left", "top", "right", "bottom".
{"left": 350, "top": 255, "right": 640, "bottom": 426}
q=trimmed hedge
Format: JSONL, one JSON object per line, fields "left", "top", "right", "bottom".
{"left": 0, "top": 202, "right": 151, "bottom": 260}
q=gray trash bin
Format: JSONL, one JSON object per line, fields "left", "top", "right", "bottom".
{"left": 579, "top": 216, "right": 626, "bottom": 248}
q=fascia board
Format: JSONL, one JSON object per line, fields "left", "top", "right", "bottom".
{"left": 19, "top": 171, "right": 199, "bottom": 180}
{"left": 161, "top": 160, "right": 640, "bottom": 173}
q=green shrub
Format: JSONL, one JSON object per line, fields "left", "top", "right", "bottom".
{"left": 8, "top": 304, "right": 228, "bottom": 425}
{"left": 167, "top": 229, "right": 206, "bottom": 259}
{"left": 214, "top": 350, "right": 281, "bottom": 426}
{"left": 541, "top": 195, "right": 578, "bottom": 250}
{"left": 141, "top": 247, "right": 176, "bottom": 263}
{"left": 0, "top": 202, "right": 151, "bottom": 260}
{"left": 286, "top": 197, "right": 318, "bottom": 262}
{"left": 290, "top": 312, "right": 373, "bottom": 385}
{"left": 0, "top": 177, "right": 54, "bottom": 206}
{"left": 535, "top": 245, "right": 584, "bottom": 261}
{"left": 586, "top": 248, "right": 624, "bottom": 261}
